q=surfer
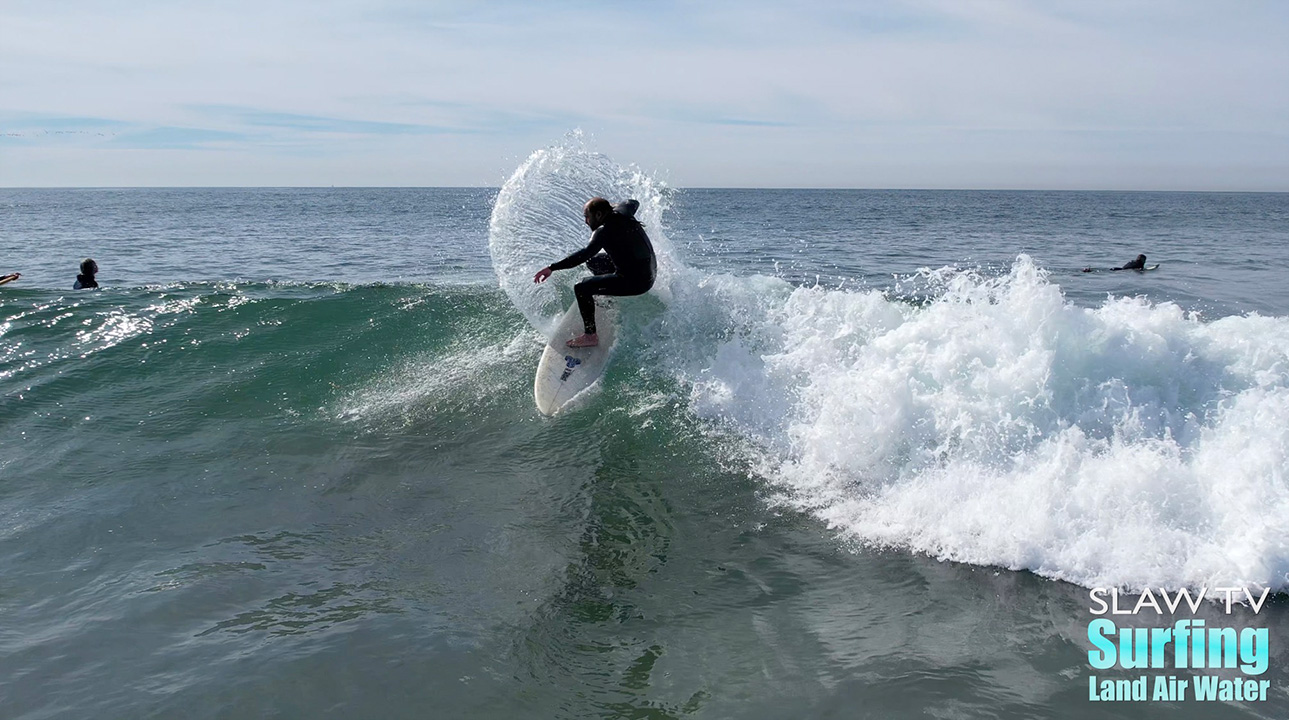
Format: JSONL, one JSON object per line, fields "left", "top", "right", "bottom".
{"left": 533, "top": 198, "right": 656, "bottom": 348}
{"left": 1116, "top": 254, "right": 1147, "bottom": 271}
{"left": 1081, "top": 254, "right": 1148, "bottom": 273}
{"left": 74, "top": 258, "right": 99, "bottom": 289}
{"left": 0, "top": 272, "right": 19, "bottom": 286}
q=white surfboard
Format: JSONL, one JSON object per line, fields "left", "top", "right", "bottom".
{"left": 533, "top": 303, "right": 618, "bottom": 415}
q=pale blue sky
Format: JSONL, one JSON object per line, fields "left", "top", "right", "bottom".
{"left": 1, "top": 0, "right": 1286, "bottom": 189}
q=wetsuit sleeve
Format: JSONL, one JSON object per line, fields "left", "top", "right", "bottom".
{"left": 549, "top": 229, "right": 607, "bottom": 271}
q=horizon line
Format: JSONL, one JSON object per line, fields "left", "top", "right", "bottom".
{"left": 2, "top": 185, "right": 1287, "bottom": 194}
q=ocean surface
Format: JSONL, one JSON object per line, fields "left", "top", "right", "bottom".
{"left": 3, "top": 144, "right": 1289, "bottom": 718}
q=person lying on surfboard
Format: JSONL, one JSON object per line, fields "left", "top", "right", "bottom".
{"left": 1081, "top": 254, "right": 1149, "bottom": 272}
{"left": 533, "top": 197, "right": 656, "bottom": 348}
{"left": 1116, "top": 254, "right": 1147, "bottom": 270}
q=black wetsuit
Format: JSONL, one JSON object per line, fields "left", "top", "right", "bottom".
{"left": 1082, "top": 255, "right": 1148, "bottom": 273}
{"left": 550, "top": 200, "right": 656, "bottom": 334}
{"left": 1116, "top": 255, "right": 1147, "bottom": 271}
{"left": 73, "top": 274, "right": 98, "bottom": 289}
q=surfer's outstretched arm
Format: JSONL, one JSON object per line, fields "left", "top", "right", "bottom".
{"left": 534, "top": 230, "right": 608, "bottom": 283}
{"left": 550, "top": 231, "right": 607, "bottom": 272}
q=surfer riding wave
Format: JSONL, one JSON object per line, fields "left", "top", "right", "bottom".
{"left": 533, "top": 198, "right": 656, "bottom": 347}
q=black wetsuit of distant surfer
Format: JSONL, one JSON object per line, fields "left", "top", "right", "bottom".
{"left": 544, "top": 199, "right": 656, "bottom": 339}
{"left": 1116, "top": 254, "right": 1147, "bottom": 271}
{"left": 1082, "top": 254, "right": 1148, "bottom": 273}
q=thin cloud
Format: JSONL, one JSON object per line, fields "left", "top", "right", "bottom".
{"left": 109, "top": 126, "right": 249, "bottom": 150}
{"left": 0, "top": 0, "right": 1285, "bottom": 188}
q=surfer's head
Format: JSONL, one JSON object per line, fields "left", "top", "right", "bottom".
{"left": 80, "top": 258, "right": 98, "bottom": 276}
{"left": 583, "top": 197, "right": 612, "bottom": 230}
{"left": 1135, "top": 254, "right": 1146, "bottom": 264}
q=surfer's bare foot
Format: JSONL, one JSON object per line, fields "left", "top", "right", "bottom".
{"left": 566, "top": 333, "right": 598, "bottom": 348}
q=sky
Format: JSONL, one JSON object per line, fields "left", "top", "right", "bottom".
{"left": 1, "top": 0, "right": 1286, "bottom": 190}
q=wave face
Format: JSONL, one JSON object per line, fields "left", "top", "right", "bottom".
{"left": 487, "top": 133, "right": 677, "bottom": 340}
{"left": 6, "top": 173, "right": 1286, "bottom": 596}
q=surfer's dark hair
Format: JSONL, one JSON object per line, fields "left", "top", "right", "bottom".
{"left": 584, "top": 197, "right": 612, "bottom": 216}
{"left": 80, "top": 258, "right": 98, "bottom": 275}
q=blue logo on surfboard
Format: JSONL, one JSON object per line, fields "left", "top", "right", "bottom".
{"left": 559, "top": 355, "right": 582, "bottom": 381}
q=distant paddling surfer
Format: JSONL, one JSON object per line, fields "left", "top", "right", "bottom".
{"left": 1117, "top": 254, "right": 1147, "bottom": 270}
{"left": 1082, "top": 254, "right": 1148, "bottom": 273}
{"left": 533, "top": 198, "right": 656, "bottom": 348}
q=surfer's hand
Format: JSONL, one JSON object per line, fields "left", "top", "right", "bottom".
{"left": 533, "top": 267, "right": 553, "bottom": 283}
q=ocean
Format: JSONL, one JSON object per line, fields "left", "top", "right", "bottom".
{"left": 3, "top": 143, "right": 1288, "bottom": 719}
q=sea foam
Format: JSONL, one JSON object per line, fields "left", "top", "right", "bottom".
{"left": 669, "top": 258, "right": 1289, "bottom": 592}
